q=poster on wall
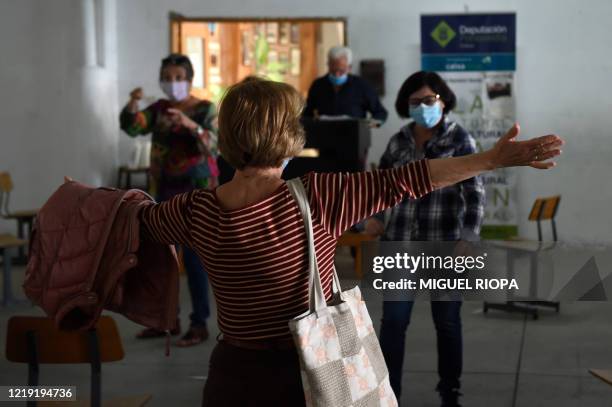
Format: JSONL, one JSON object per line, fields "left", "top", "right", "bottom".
{"left": 421, "top": 13, "right": 517, "bottom": 239}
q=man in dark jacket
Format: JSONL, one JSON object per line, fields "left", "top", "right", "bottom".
{"left": 303, "top": 46, "right": 388, "bottom": 125}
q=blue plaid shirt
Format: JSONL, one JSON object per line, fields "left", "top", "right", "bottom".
{"left": 375, "top": 119, "right": 485, "bottom": 241}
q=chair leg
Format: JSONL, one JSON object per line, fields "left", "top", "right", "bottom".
{"left": 88, "top": 330, "right": 102, "bottom": 407}
{"left": 26, "top": 330, "right": 39, "bottom": 407}
{"left": 24, "top": 218, "right": 33, "bottom": 259}
{"left": 17, "top": 219, "right": 26, "bottom": 260}
{"left": 2, "top": 247, "right": 15, "bottom": 306}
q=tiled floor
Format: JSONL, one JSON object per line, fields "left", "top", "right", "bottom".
{"left": 1, "top": 249, "right": 611, "bottom": 406}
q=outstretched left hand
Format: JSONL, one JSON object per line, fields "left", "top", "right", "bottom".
{"left": 490, "top": 124, "right": 564, "bottom": 170}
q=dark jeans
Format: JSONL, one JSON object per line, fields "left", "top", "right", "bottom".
{"left": 379, "top": 301, "right": 462, "bottom": 400}
{"left": 202, "top": 341, "right": 305, "bottom": 407}
{"left": 182, "top": 245, "right": 210, "bottom": 327}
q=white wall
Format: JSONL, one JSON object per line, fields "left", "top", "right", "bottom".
{"left": 0, "top": 0, "right": 119, "bottom": 233}
{"left": 2, "top": 0, "right": 611, "bottom": 243}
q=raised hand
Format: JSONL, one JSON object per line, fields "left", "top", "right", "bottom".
{"left": 130, "top": 87, "right": 144, "bottom": 101}
{"left": 127, "top": 87, "right": 144, "bottom": 113}
{"left": 427, "top": 124, "right": 565, "bottom": 190}
{"left": 490, "top": 124, "right": 563, "bottom": 169}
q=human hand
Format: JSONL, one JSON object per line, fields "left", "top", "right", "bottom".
{"left": 63, "top": 176, "right": 73, "bottom": 184}
{"left": 364, "top": 218, "right": 385, "bottom": 236}
{"left": 488, "top": 124, "right": 564, "bottom": 170}
{"left": 166, "top": 108, "right": 199, "bottom": 131}
{"left": 130, "top": 87, "right": 144, "bottom": 101}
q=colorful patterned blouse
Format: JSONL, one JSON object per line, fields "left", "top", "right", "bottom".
{"left": 120, "top": 99, "right": 219, "bottom": 199}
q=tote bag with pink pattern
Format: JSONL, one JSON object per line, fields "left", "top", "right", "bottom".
{"left": 287, "top": 178, "right": 398, "bottom": 407}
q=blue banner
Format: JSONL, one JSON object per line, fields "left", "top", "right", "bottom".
{"left": 421, "top": 13, "right": 516, "bottom": 72}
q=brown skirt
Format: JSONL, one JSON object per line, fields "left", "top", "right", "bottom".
{"left": 202, "top": 340, "right": 306, "bottom": 407}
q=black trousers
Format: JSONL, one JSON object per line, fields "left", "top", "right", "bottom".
{"left": 380, "top": 301, "right": 463, "bottom": 399}
{"left": 202, "top": 341, "right": 306, "bottom": 407}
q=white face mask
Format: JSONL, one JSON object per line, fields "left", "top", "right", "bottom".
{"left": 160, "top": 81, "right": 190, "bottom": 102}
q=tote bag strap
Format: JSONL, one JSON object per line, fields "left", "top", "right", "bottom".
{"left": 287, "top": 178, "right": 343, "bottom": 313}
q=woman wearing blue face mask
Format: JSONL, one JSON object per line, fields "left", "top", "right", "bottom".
{"left": 120, "top": 53, "right": 217, "bottom": 347}
{"left": 365, "top": 71, "right": 486, "bottom": 407}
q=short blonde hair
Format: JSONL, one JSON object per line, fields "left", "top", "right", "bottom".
{"left": 218, "top": 77, "right": 305, "bottom": 170}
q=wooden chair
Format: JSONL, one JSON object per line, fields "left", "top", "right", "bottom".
{"left": 0, "top": 234, "right": 28, "bottom": 306}
{"left": 5, "top": 316, "right": 152, "bottom": 407}
{"left": 337, "top": 232, "right": 377, "bottom": 279}
{"left": 0, "top": 172, "right": 37, "bottom": 262}
{"left": 527, "top": 195, "right": 561, "bottom": 241}
{"left": 484, "top": 196, "right": 561, "bottom": 319}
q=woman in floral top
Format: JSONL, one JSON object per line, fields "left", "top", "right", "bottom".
{"left": 120, "top": 53, "right": 217, "bottom": 346}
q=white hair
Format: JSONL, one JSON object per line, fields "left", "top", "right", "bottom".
{"left": 327, "top": 46, "right": 353, "bottom": 65}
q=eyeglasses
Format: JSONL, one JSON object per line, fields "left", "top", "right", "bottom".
{"left": 408, "top": 94, "right": 440, "bottom": 108}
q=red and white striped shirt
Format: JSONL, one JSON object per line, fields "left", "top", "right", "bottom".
{"left": 141, "top": 160, "right": 432, "bottom": 340}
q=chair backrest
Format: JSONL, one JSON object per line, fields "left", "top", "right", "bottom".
{"left": 528, "top": 196, "right": 561, "bottom": 221}
{"left": 527, "top": 196, "right": 561, "bottom": 241}
{"left": 0, "top": 172, "right": 13, "bottom": 216}
{"left": 6, "top": 315, "right": 124, "bottom": 364}
{"left": 0, "top": 172, "right": 13, "bottom": 193}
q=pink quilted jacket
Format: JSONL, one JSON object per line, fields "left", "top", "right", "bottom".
{"left": 23, "top": 181, "right": 179, "bottom": 333}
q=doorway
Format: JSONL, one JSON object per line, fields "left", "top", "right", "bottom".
{"left": 170, "top": 16, "right": 347, "bottom": 102}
